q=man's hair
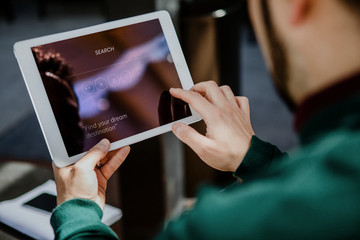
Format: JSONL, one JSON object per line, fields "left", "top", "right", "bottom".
{"left": 341, "top": 0, "right": 360, "bottom": 14}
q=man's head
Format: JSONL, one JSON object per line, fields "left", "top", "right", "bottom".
{"left": 248, "top": 0, "right": 360, "bottom": 111}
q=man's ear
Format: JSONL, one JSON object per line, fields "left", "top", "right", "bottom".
{"left": 290, "top": 0, "right": 310, "bottom": 25}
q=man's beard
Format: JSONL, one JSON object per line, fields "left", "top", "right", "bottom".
{"left": 260, "top": 0, "right": 297, "bottom": 111}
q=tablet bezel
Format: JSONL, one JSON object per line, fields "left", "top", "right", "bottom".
{"left": 14, "top": 11, "right": 201, "bottom": 167}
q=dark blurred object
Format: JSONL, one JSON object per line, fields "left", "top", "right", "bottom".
{"left": 37, "top": 0, "right": 107, "bottom": 19}
{"left": 180, "top": 0, "right": 245, "bottom": 93}
{"left": 104, "top": 0, "right": 155, "bottom": 21}
{"left": 0, "top": 0, "right": 15, "bottom": 22}
{"left": 179, "top": 0, "right": 247, "bottom": 196}
{"left": 1, "top": 0, "right": 107, "bottom": 22}
{"left": 118, "top": 137, "right": 165, "bottom": 240}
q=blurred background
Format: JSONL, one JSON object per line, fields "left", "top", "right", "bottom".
{"left": 0, "top": 0, "right": 297, "bottom": 239}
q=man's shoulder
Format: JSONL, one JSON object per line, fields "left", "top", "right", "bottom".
{"left": 295, "top": 129, "right": 360, "bottom": 174}
{"left": 303, "top": 128, "right": 359, "bottom": 155}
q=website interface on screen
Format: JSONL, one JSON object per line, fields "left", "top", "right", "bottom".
{"left": 32, "top": 19, "right": 192, "bottom": 157}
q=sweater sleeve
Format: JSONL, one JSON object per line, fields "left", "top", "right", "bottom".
{"left": 234, "top": 135, "right": 287, "bottom": 182}
{"left": 50, "top": 199, "right": 119, "bottom": 240}
{"left": 154, "top": 137, "right": 292, "bottom": 240}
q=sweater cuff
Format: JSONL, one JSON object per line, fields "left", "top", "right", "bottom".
{"left": 51, "top": 198, "right": 103, "bottom": 232}
{"left": 234, "top": 135, "right": 279, "bottom": 180}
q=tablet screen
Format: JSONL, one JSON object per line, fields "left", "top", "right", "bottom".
{"left": 31, "top": 19, "right": 192, "bottom": 157}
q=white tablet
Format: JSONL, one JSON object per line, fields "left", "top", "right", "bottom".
{"left": 14, "top": 11, "right": 201, "bottom": 167}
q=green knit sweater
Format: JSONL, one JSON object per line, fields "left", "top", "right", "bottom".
{"left": 51, "top": 89, "right": 360, "bottom": 240}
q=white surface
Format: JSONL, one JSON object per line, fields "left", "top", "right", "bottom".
{"left": 13, "top": 10, "right": 201, "bottom": 167}
{"left": 0, "top": 180, "right": 122, "bottom": 240}
{"left": 0, "top": 162, "right": 36, "bottom": 193}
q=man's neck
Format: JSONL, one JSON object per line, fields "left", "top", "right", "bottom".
{"left": 288, "top": 1, "right": 360, "bottom": 106}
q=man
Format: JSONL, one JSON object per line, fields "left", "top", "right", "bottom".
{"left": 51, "top": 0, "right": 360, "bottom": 239}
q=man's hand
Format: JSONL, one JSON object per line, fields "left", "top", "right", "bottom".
{"left": 170, "top": 81, "right": 255, "bottom": 172}
{"left": 53, "top": 139, "right": 130, "bottom": 210}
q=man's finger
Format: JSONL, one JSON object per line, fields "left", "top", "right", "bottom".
{"left": 76, "top": 139, "right": 111, "bottom": 170}
{"left": 236, "top": 97, "right": 251, "bottom": 118}
{"left": 170, "top": 88, "right": 216, "bottom": 121}
{"left": 191, "top": 81, "right": 228, "bottom": 107}
{"left": 220, "top": 85, "right": 238, "bottom": 108}
{"left": 100, "top": 146, "right": 130, "bottom": 180}
{"left": 172, "top": 122, "right": 211, "bottom": 157}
